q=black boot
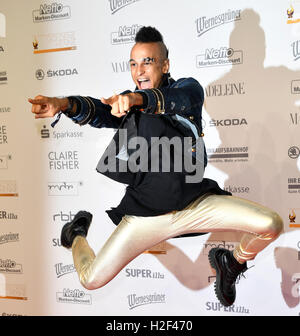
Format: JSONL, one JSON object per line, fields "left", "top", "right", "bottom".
{"left": 60, "top": 211, "right": 93, "bottom": 248}
{"left": 208, "top": 247, "right": 247, "bottom": 307}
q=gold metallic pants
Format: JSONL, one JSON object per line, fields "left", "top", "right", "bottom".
{"left": 71, "top": 194, "right": 283, "bottom": 290}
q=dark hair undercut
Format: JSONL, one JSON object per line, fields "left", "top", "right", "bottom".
{"left": 135, "top": 26, "right": 169, "bottom": 59}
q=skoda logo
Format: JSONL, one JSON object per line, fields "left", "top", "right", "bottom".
{"left": 288, "top": 146, "right": 300, "bottom": 159}
{"left": 35, "top": 69, "right": 44, "bottom": 80}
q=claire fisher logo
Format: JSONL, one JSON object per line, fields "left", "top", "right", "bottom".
{"left": 196, "top": 9, "right": 241, "bottom": 37}
{"left": 32, "top": 2, "right": 71, "bottom": 22}
{"left": 0, "top": 12, "right": 5, "bottom": 38}
{"left": 109, "top": 0, "right": 141, "bottom": 14}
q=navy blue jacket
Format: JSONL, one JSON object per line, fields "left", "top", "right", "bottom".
{"left": 54, "top": 76, "right": 230, "bottom": 225}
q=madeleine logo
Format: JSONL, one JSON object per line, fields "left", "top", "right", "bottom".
{"left": 0, "top": 13, "right": 5, "bottom": 38}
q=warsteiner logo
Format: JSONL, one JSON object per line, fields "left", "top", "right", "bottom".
{"left": 292, "top": 40, "right": 300, "bottom": 61}
{"left": 109, "top": 0, "right": 141, "bottom": 14}
{"left": 196, "top": 9, "right": 241, "bottom": 37}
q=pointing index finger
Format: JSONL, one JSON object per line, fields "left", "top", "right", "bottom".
{"left": 28, "top": 98, "right": 48, "bottom": 105}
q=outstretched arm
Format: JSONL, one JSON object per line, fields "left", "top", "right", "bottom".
{"left": 28, "top": 95, "right": 73, "bottom": 119}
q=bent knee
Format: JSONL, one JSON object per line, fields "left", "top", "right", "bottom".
{"left": 80, "top": 277, "right": 104, "bottom": 291}
{"left": 79, "top": 272, "right": 110, "bottom": 291}
{"left": 264, "top": 211, "right": 283, "bottom": 238}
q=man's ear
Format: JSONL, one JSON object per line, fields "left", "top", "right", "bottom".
{"left": 163, "top": 59, "right": 170, "bottom": 74}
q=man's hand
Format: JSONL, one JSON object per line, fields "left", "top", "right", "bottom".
{"left": 101, "top": 92, "right": 143, "bottom": 118}
{"left": 28, "top": 95, "right": 69, "bottom": 119}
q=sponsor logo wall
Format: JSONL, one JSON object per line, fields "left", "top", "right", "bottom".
{"left": 0, "top": 0, "right": 299, "bottom": 316}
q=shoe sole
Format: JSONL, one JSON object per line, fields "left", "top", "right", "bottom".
{"left": 61, "top": 211, "right": 93, "bottom": 249}
{"left": 208, "top": 248, "right": 233, "bottom": 307}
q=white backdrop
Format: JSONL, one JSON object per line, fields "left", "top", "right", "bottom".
{"left": 0, "top": 0, "right": 299, "bottom": 316}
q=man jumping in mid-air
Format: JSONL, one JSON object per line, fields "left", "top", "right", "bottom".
{"left": 29, "top": 26, "right": 283, "bottom": 307}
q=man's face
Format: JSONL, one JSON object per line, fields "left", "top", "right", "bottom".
{"left": 130, "top": 42, "right": 169, "bottom": 90}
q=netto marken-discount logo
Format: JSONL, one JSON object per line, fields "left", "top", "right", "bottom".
{"left": 0, "top": 259, "right": 23, "bottom": 274}
{"left": 109, "top": 0, "right": 141, "bottom": 14}
{"left": 196, "top": 47, "right": 243, "bottom": 68}
{"left": 56, "top": 288, "right": 92, "bottom": 305}
{"left": 32, "top": 3, "right": 71, "bottom": 22}
{"left": 195, "top": 9, "right": 241, "bottom": 37}
{"left": 111, "top": 24, "right": 141, "bottom": 45}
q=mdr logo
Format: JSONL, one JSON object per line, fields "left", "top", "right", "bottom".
{"left": 0, "top": 13, "right": 6, "bottom": 38}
